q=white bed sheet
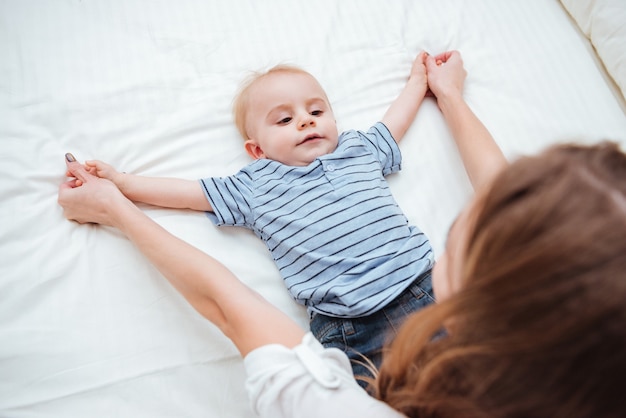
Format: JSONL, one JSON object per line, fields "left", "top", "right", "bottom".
{"left": 1, "top": 1, "right": 625, "bottom": 417}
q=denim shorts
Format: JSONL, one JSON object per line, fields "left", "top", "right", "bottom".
{"left": 309, "top": 270, "right": 435, "bottom": 388}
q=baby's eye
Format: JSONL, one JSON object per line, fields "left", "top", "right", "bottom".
{"left": 278, "top": 117, "right": 292, "bottom": 124}
{"left": 311, "top": 110, "right": 323, "bottom": 116}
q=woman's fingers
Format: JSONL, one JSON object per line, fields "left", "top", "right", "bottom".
{"left": 64, "top": 153, "right": 93, "bottom": 185}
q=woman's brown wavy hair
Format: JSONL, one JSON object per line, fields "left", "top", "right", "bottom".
{"left": 374, "top": 142, "right": 626, "bottom": 417}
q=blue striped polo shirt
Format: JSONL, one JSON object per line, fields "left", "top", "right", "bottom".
{"left": 200, "top": 122, "right": 433, "bottom": 318}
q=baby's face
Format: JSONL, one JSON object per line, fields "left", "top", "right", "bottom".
{"left": 243, "top": 71, "right": 339, "bottom": 166}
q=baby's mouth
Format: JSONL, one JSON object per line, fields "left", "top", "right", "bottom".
{"left": 299, "top": 134, "right": 322, "bottom": 144}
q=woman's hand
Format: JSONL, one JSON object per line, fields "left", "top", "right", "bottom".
{"left": 426, "top": 50, "right": 467, "bottom": 103}
{"left": 424, "top": 53, "right": 507, "bottom": 190}
{"left": 58, "top": 153, "right": 131, "bottom": 227}
{"left": 58, "top": 153, "right": 306, "bottom": 356}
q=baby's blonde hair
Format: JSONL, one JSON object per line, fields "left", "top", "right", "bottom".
{"left": 232, "top": 65, "right": 323, "bottom": 140}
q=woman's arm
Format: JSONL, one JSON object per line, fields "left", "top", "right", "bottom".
{"left": 59, "top": 156, "right": 304, "bottom": 356}
{"left": 426, "top": 51, "right": 507, "bottom": 191}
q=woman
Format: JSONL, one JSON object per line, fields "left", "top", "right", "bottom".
{"left": 376, "top": 140, "right": 626, "bottom": 417}
{"left": 59, "top": 52, "right": 626, "bottom": 417}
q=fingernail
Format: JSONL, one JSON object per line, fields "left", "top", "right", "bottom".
{"left": 65, "top": 153, "right": 76, "bottom": 162}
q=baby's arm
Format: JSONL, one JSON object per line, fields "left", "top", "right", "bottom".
{"left": 381, "top": 51, "right": 429, "bottom": 143}
{"left": 85, "top": 160, "right": 212, "bottom": 211}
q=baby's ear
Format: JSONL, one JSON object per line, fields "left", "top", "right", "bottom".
{"left": 244, "top": 139, "right": 266, "bottom": 160}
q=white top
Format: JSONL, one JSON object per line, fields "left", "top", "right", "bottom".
{"left": 244, "top": 333, "right": 406, "bottom": 418}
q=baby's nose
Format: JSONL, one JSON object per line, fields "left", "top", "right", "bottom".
{"left": 300, "top": 117, "right": 315, "bottom": 128}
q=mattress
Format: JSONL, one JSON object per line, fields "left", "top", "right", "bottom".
{"left": 1, "top": 0, "right": 625, "bottom": 416}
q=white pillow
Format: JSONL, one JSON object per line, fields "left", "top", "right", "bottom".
{"left": 561, "top": 0, "right": 626, "bottom": 99}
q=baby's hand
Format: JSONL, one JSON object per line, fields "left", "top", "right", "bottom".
{"left": 84, "top": 160, "right": 122, "bottom": 185}
{"left": 409, "top": 51, "right": 429, "bottom": 87}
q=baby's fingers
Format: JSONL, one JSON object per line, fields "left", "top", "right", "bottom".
{"left": 64, "top": 171, "right": 83, "bottom": 187}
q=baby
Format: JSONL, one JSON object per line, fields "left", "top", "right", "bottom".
{"left": 84, "top": 52, "right": 435, "bottom": 385}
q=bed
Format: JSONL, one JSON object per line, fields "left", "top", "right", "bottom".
{"left": 1, "top": 0, "right": 625, "bottom": 416}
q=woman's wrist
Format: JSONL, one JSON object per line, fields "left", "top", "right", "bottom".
{"left": 436, "top": 90, "right": 465, "bottom": 116}
{"left": 112, "top": 171, "right": 130, "bottom": 194}
{"left": 109, "top": 193, "right": 143, "bottom": 233}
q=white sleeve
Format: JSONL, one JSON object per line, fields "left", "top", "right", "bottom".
{"left": 244, "top": 333, "right": 406, "bottom": 418}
